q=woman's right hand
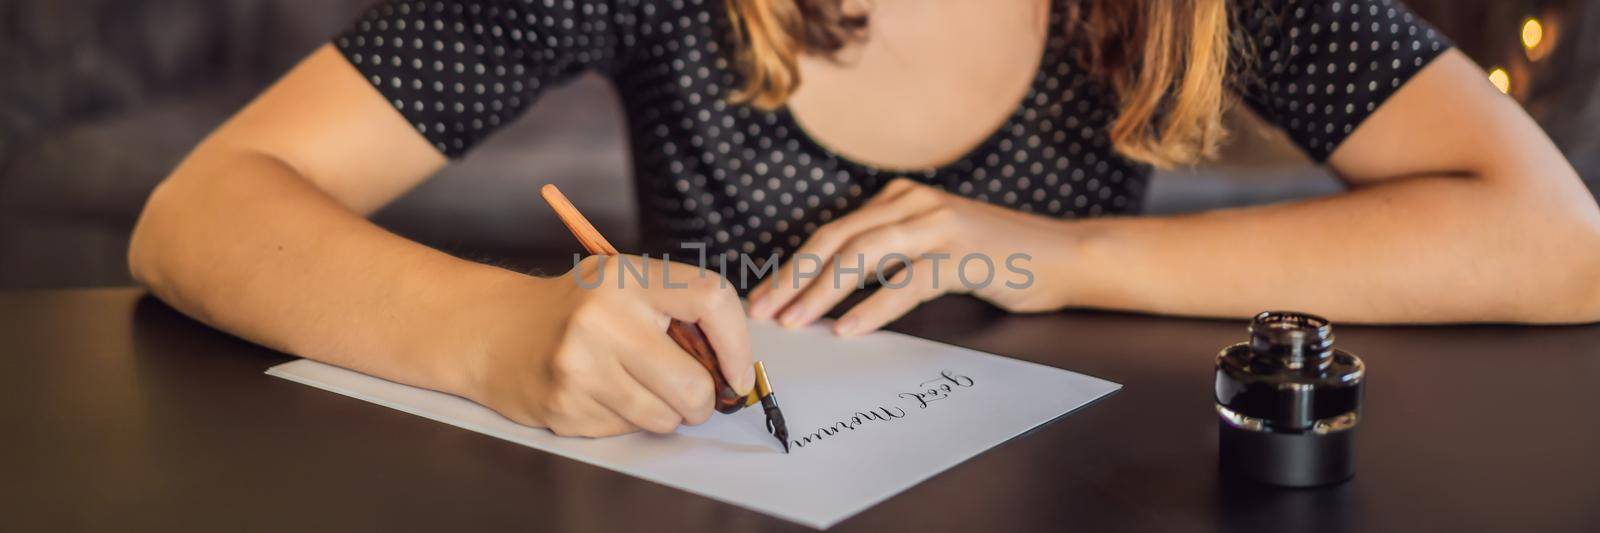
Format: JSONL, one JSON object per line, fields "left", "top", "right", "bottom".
{"left": 126, "top": 46, "right": 747, "bottom": 439}
{"left": 463, "top": 255, "right": 755, "bottom": 438}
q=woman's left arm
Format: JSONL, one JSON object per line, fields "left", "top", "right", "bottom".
{"left": 752, "top": 51, "right": 1600, "bottom": 330}
{"left": 1058, "top": 50, "right": 1600, "bottom": 324}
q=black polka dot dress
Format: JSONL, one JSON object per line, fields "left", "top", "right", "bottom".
{"left": 336, "top": 0, "right": 1451, "bottom": 263}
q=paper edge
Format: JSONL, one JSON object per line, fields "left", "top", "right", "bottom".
{"left": 263, "top": 323, "right": 1122, "bottom": 530}
{"left": 860, "top": 322, "right": 1123, "bottom": 391}
{"left": 808, "top": 380, "right": 1121, "bottom": 528}
{"left": 267, "top": 362, "right": 835, "bottom": 528}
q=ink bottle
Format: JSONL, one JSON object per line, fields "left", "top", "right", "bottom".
{"left": 1215, "top": 311, "right": 1365, "bottom": 487}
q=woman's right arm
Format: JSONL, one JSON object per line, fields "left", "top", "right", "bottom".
{"left": 131, "top": 45, "right": 465, "bottom": 389}
{"left": 129, "top": 45, "right": 754, "bottom": 437}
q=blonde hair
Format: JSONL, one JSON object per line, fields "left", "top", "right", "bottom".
{"left": 725, "top": 0, "right": 1235, "bottom": 169}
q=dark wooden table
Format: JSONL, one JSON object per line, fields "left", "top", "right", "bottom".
{"left": 5, "top": 288, "right": 1598, "bottom": 532}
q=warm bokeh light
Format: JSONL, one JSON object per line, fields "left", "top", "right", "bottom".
{"left": 1488, "top": 67, "right": 1511, "bottom": 94}
{"left": 1521, "top": 18, "right": 1544, "bottom": 51}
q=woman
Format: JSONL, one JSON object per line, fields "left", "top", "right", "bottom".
{"left": 128, "top": 0, "right": 1600, "bottom": 437}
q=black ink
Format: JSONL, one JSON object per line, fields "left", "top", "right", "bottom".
{"left": 790, "top": 406, "right": 908, "bottom": 449}
{"left": 899, "top": 370, "right": 976, "bottom": 408}
{"left": 787, "top": 370, "right": 977, "bottom": 450}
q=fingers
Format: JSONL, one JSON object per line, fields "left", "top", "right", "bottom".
{"left": 834, "top": 258, "right": 958, "bottom": 337}
{"left": 553, "top": 306, "right": 716, "bottom": 433}
{"left": 749, "top": 180, "right": 932, "bottom": 312}
{"left": 749, "top": 180, "right": 943, "bottom": 321}
{"left": 540, "top": 386, "right": 637, "bottom": 438}
{"left": 634, "top": 259, "right": 755, "bottom": 394}
{"left": 538, "top": 256, "right": 753, "bottom": 438}
{"left": 611, "top": 316, "right": 719, "bottom": 425}
{"left": 590, "top": 357, "right": 687, "bottom": 434}
{"left": 776, "top": 209, "right": 948, "bottom": 327}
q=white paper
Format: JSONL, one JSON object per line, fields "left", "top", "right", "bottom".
{"left": 266, "top": 321, "right": 1119, "bottom": 529}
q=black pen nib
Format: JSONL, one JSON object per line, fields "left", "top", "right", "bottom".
{"left": 762, "top": 393, "right": 789, "bottom": 454}
{"left": 752, "top": 361, "right": 790, "bottom": 454}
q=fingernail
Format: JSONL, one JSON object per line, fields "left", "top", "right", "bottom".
{"left": 779, "top": 306, "right": 806, "bottom": 328}
{"left": 834, "top": 317, "right": 859, "bottom": 337}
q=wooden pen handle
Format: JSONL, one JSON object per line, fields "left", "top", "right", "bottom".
{"left": 540, "top": 185, "right": 745, "bottom": 414}
{"left": 541, "top": 184, "right": 622, "bottom": 256}
{"left": 666, "top": 318, "right": 747, "bottom": 414}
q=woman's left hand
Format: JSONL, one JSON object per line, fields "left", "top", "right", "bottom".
{"left": 747, "top": 178, "right": 1078, "bottom": 336}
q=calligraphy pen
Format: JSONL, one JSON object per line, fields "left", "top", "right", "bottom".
{"left": 540, "top": 184, "right": 791, "bottom": 453}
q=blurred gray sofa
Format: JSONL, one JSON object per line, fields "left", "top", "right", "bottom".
{"left": 2, "top": 0, "right": 1594, "bottom": 288}
{"left": 1, "top": 0, "right": 645, "bottom": 286}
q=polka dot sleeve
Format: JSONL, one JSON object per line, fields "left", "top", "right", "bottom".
{"left": 334, "top": 0, "right": 641, "bottom": 158}
{"left": 1233, "top": 0, "right": 1452, "bottom": 161}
